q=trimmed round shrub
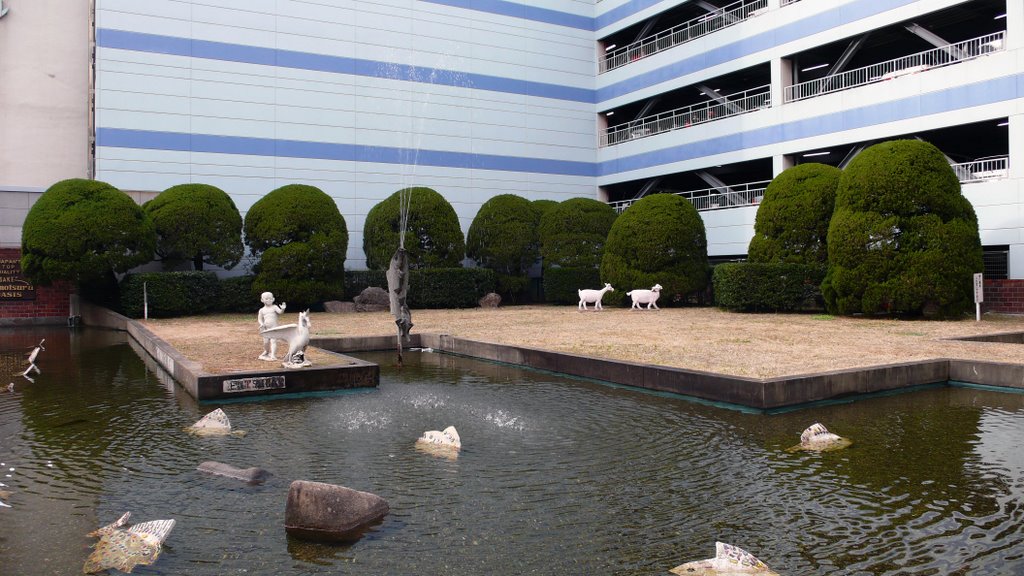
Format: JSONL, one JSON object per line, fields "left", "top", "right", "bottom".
{"left": 748, "top": 163, "right": 840, "bottom": 265}
{"left": 822, "top": 140, "right": 982, "bottom": 317}
{"left": 466, "top": 194, "right": 541, "bottom": 298}
{"left": 21, "top": 178, "right": 155, "bottom": 285}
{"left": 253, "top": 232, "right": 346, "bottom": 309}
{"left": 243, "top": 184, "right": 349, "bottom": 257}
{"left": 532, "top": 199, "right": 558, "bottom": 218}
{"left": 363, "top": 187, "right": 465, "bottom": 270}
{"left": 600, "top": 194, "right": 709, "bottom": 304}
{"left": 539, "top": 197, "right": 617, "bottom": 269}
{"left": 244, "top": 184, "right": 348, "bottom": 307}
{"left": 145, "top": 183, "right": 243, "bottom": 271}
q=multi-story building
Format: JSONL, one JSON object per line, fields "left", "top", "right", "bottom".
{"left": 2, "top": 0, "right": 1022, "bottom": 297}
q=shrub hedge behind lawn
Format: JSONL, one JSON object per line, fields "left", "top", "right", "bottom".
{"left": 362, "top": 187, "right": 465, "bottom": 271}
{"left": 344, "top": 268, "right": 496, "bottom": 309}
{"left": 543, "top": 267, "right": 602, "bottom": 304}
{"left": 747, "top": 163, "right": 840, "bottom": 266}
{"left": 713, "top": 263, "right": 826, "bottom": 312}
{"left": 120, "top": 271, "right": 220, "bottom": 318}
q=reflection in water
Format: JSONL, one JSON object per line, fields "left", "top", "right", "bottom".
{"left": 1, "top": 328, "right": 1023, "bottom": 575}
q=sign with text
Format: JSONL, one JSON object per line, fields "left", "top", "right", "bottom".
{"left": 973, "top": 273, "right": 984, "bottom": 303}
{"left": 0, "top": 258, "right": 36, "bottom": 301}
{"left": 223, "top": 375, "right": 286, "bottom": 393}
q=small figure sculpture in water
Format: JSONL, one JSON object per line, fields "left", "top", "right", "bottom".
{"left": 19, "top": 338, "right": 45, "bottom": 381}
{"left": 788, "top": 422, "right": 852, "bottom": 452}
{"left": 670, "top": 542, "right": 779, "bottom": 575}
{"left": 257, "top": 292, "right": 287, "bottom": 361}
{"left": 260, "top": 310, "right": 312, "bottom": 369}
{"left": 186, "top": 408, "right": 245, "bottom": 437}
{"left": 578, "top": 283, "right": 614, "bottom": 311}
{"left": 416, "top": 425, "right": 461, "bottom": 459}
{"left": 83, "top": 511, "right": 176, "bottom": 574}
{"left": 627, "top": 283, "right": 663, "bottom": 310}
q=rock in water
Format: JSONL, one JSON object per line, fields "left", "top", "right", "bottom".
{"left": 285, "top": 480, "right": 389, "bottom": 542}
{"left": 197, "top": 461, "right": 270, "bottom": 484}
{"left": 415, "top": 425, "right": 461, "bottom": 459}
{"left": 83, "top": 512, "right": 175, "bottom": 574}
{"left": 670, "top": 542, "right": 779, "bottom": 575}
{"left": 788, "top": 422, "right": 852, "bottom": 452}
{"left": 186, "top": 408, "right": 244, "bottom": 436}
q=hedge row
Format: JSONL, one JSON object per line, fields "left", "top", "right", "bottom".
{"left": 543, "top": 267, "right": 602, "bottom": 304}
{"left": 345, "top": 268, "right": 496, "bottom": 309}
{"left": 120, "top": 271, "right": 222, "bottom": 318}
{"left": 713, "top": 263, "right": 826, "bottom": 312}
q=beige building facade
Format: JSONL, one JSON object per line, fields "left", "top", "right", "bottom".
{"left": 0, "top": 0, "right": 92, "bottom": 247}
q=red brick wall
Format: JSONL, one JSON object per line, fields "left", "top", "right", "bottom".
{"left": 983, "top": 279, "right": 1024, "bottom": 315}
{"left": 0, "top": 248, "right": 72, "bottom": 322}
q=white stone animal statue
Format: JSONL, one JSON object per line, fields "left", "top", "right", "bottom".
{"left": 627, "top": 283, "right": 663, "bottom": 310}
{"left": 83, "top": 511, "right": 176, "bottom": 574}
{"left": 788, "top": 422, "right": 852, "bottom": 452}
{"left": 416, "top": 425, "right": 461, "bottom": 459}
{"left": 670, "top": 542, "right": 779, "bottom": 575}
{"left": 578, "top": 283, "right": 614, "bottom": 310}
{"left": 260, "top": 310, "right": 312, "bottom": 368}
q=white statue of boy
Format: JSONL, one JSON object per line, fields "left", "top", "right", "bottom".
{"left": 257, "top": 292, "right": 286, "bottom": 361}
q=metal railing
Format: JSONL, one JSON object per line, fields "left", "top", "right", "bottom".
{"left": 780, "top": 0, "right": 801, "bottom": 5}
{"left": 953, "top": 156, "right": 1009, "bottom": 183}
{"left": 600, "top": 0, "right": 768, "bottom": 74}
{"left": 609, "top": 180, "right": 771, "bottom": 213}
{"left": 601, "top": 85, "right": 770, "bottom": 147}
{"left": 785, "top": 32, "right": 1006, "bottom": 102}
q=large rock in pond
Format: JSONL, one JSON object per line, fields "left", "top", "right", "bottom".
{"left": 285, "top": 480, "right": 389, "bottom": 542}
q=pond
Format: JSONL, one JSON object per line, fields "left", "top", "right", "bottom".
{"left": 1, "top": 326, "right": 1023, "bottom": 575}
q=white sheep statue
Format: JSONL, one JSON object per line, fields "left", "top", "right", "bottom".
{"left": 577, "top": 283, "right": 614, "bottom": 310}
{"left": 627, "top": 283, "right": 663, "bottom": 310}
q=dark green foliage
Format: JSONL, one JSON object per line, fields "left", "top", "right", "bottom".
{"left": 822, "top": 140, "right": 983, "bottom": 317}
{"left": 344, "top": 270, "right": 388, "bottom": 300}
{"left": 120, "top": 271, "right": 220, "bottom": 318}
{"left": 21, "top": 178, "right": 155, "bottom": 285}
{"left": 539, "top": 198, "right": 617, "bottom": 269}
{"left": 407, "top": 268, "right": 496, "bottom": 308}
{"left": 748, "top": 163, "right": 840, "bottom": 265}
{"left": 344, "top": 268, "right": 495, "bottom": 308}
{"left": 243, "top": 184, "right": 349, "bottom": 256}
{"left": 531, "top": 199, "right": 558, "bottom": 218}
{"left": 363, "top": 187, "right": 465, "bottom": 270}
{"left": 466, "top": 194, "right": 542, "bottom": 299}
{"left": 543, "top": 267, "right": 602, "bottom": 304}
{"left": 244, "top": 184, "right": 348, "bottom": 307}
{"left": 713, "top": 262, "right": 826, "bottom": 312}
{"left": 144, "top": 183, "right": 243, "bottom": 271}
{"left": 600, "top": 194, "right": 709, "bottom": 305}
{"left": 253, "top": 233, "right": 346, "bottom": 309}
{"left": 216, "top": 275, "right": 257, "bottom": 313}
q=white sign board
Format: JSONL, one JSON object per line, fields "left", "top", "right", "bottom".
{"left": 973, "top": 273, "right": 984, "bottom": 303}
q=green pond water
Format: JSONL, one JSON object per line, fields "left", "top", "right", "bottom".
{"left": 1, "top": 326, "right": 1023, "bottom": 575}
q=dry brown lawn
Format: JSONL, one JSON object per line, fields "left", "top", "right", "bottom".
{"left": 143, "top": 306, "right": 1024, "bottom": 378}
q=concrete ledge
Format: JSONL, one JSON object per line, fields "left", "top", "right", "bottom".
{"left": 316, "top": 333, "right": 1023, "bottom": 411}
{"left": 127, "top": 318, "right": 379, "bottom": 401}
{"left": 949, "top": 359, "right": 1024, "bottom": 390}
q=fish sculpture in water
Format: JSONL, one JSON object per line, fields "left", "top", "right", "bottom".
{"left": 788, "top": 422, "right": 852, "bottom": 452}
{"left": 670, "top": 542, "right": 779, "bottom": 575}
{"left": 416, "top": 425, "right": 461, "bottom": 458}
{"left": 185, "top": 408, "right": 245, "bottom": 437}
{"left": 260, "top": 310, "right": 312, "bottom": 368}
{"left": 83, "top": 512, "right": 176, "bottom": 574}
